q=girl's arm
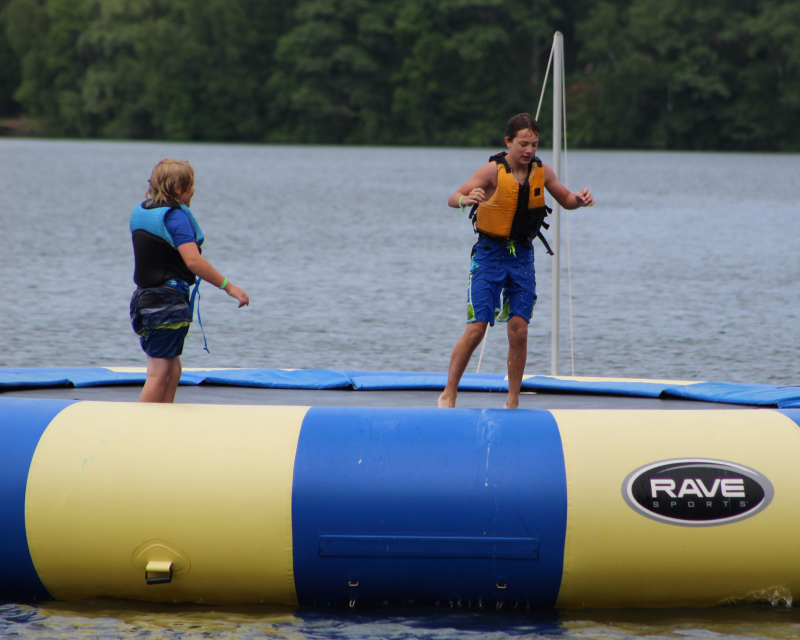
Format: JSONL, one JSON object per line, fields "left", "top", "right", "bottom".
{"left": 177, "top": 242, "right": 250, "bottom": 308}
{"left": 543, "top": 164, "right": 595, "bottom": 210}
{"left": 448, "top": 163, "right": 497, "bottom": 208}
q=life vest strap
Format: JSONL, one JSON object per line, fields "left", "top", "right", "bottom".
{"left": 537, "top": 231, "right": 554, "bottom": 256}
{"left": 189, "top": 278, "right": 210, "bottom": 353}
{"left": 468, "top": 203, "right": 479, "bottom": 233}
{"left": 489, "top": 152, "right": 542, "bottom": 173}
{"left": 469, "top": 203, "right": 554, "bottom": 256}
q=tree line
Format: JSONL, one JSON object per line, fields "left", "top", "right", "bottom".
{"left": 1, "top": 0, "right": 798, "bottom": 150}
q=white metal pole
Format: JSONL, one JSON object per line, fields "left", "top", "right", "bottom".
{"left": 550, "top": 32, "right": 563, "bottom": 376}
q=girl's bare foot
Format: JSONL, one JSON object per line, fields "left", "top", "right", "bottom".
{"left": 438, "top": 391, "right": 456, "bottom": 408}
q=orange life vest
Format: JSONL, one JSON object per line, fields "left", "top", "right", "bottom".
{"left": 472, "top": 152, "right": 553, "bottom": 254}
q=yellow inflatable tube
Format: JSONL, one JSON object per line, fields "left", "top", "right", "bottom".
{"left": 2, "top": 397, "right": 800, "bottom": 609}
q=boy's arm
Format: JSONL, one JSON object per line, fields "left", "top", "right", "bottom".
{"left": 543, "top": 164, "right": 594, "bottom": 210}
{"left": 448, "top": 163, "right": 497, "bottom": 208}
{"left": 177, "top": 242, "right": 249, "bottom": 308}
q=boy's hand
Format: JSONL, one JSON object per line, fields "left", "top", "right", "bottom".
{"left": 574, "top": 188, "right": 594, "bottom": 207}
{"left": 224, "top": 283, "right": 250, "bottom": 308}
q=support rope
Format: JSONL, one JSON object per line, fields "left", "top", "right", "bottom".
{"left": 535, "top": 38, "right": 556, "bottom": 121}
{"left": 561, "top": 50, "right": 575, "bottom": 376}
{"left": 475, "top": 323, "right": 489, "bottom": 373}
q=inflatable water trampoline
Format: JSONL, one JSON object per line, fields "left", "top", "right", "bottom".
{"left": 2, "top": 367, "right": 800, "bottom": 610}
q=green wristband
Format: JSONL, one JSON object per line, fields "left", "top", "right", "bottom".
{"left": 459, "top": 195, "right": 466, "bottom": 214}
{"left": 219, "top": 278, "right": 228, "bottom": 290}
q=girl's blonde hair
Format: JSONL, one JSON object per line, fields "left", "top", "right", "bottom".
{"left": 145, "top": 158, "right": 194, "bottom": 203}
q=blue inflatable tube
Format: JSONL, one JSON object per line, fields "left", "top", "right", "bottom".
{"left": 2, "top": 397, "right": 800, "bottom": 609}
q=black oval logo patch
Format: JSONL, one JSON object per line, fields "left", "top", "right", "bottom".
{"left": 622, "top": 458, "right": 774, "bottom": 526}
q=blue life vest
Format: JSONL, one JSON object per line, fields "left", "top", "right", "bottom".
{"left": 130, "top": 201, "right": 205, "bottom": 289}
{"left": 130, "top": 202, "right": 205, "bottom": 248}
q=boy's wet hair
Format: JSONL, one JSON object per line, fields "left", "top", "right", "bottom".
{"left": 146, "top": 158, "right": 194, "bottom": 204}
{"left": 505, "top": 113, "right": 540, "bottom": 141}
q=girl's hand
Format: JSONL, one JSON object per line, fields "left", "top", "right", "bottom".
{"left": 574, "top": 188, "right": 594, "bottom": 207}
{"left": 224, "top": 283, "right": 250, "bottom": 308}
{"left": 461, "top": 188, "right": 486, "bottom": 206}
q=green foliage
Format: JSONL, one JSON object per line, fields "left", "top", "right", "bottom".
{"left": 572, "top": 0, "right": 800, "bottom": 150}
{"left": 391, "top": 0, "right": 530, "bottom": 146}
{"left": 268, "top": 0, "right": 400, "bottom": 143}
{"left": 2, "top": 0, "right": 798, "bottom": 148}
{"left": 5, "top": 0, "right": 285, "bottom": 138}
{"left": 0, "top": 0, "right": 22, "bottom": 116}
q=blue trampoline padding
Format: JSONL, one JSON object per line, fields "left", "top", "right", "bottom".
{"left": 343, "top": 371, "right": 506, "bottom": 380}
{"left": 520, "top": 376, "right": 668, "bottom": 398}
{"left": 292, "top": 407, "right": 567, "bottom": 607}
{"left": 173, "top": 372, "right": 206, "bottom": 385}
{"left": 0, "top": 368, "right": 349, "bottom": 390}
{"left": 348, "top": 372, "right": 507, "bottom": 391}
{"left": 343, "top": 370, "right": 427, "bottom": 378}
{"left": 777, "top": 409, "right": 800, "bottom": 427}
{"left": 0, "top": 398, "right": 75, "bottom": 600}
{"left": 197, "top": 369, "right": 352, "bottom": 389}
{"left": 3, "top": 368, "right": 800, "bottom": 409}
{"left": 349, "top": 373, "right": 447, "bottom": 390}
{"left": 0, "top": 367, "right": 147, "bottom": 388}
{"left": 662, "top": 382, "right": 800, "bottom": 406}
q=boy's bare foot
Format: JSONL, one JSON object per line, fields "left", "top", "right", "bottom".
{"left": 438, "top": 391, "right": 457, "bottom": 408}
{"left": 503, "top": 397, "right": 519, "bottom": 409}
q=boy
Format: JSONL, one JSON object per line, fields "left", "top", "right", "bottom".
{"left": 130, "top": 158, "right": 249, "bottom": 403}
{"left": 438, "top": 114, "right": 594, "bottom": 409}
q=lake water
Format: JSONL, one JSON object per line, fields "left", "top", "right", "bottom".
{"left": 5, "top": 600, "right": 800, "bottom": 640}
{"left": 1, "top": 139, "right": 799, "bottom": 383}
{"left": 1, "top": 139, "right": 799, "bottom": 638}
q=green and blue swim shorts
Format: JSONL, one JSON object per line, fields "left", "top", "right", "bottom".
{"left": 467, "top": 235, "right": 537, "bottom": 325}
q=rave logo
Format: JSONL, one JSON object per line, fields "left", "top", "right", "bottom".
{"left": 621, "top": 458, "right": 773, "bottom": 526}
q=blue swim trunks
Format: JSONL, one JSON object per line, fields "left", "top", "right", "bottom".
{"left": 139, "top": 324, "right": 190, "bottom": 359}
{"left": 467, "top": 235, "right": 537, "bottom": 325}
{"left": 130, "top": 282, "right": 193, "bottom": 359}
